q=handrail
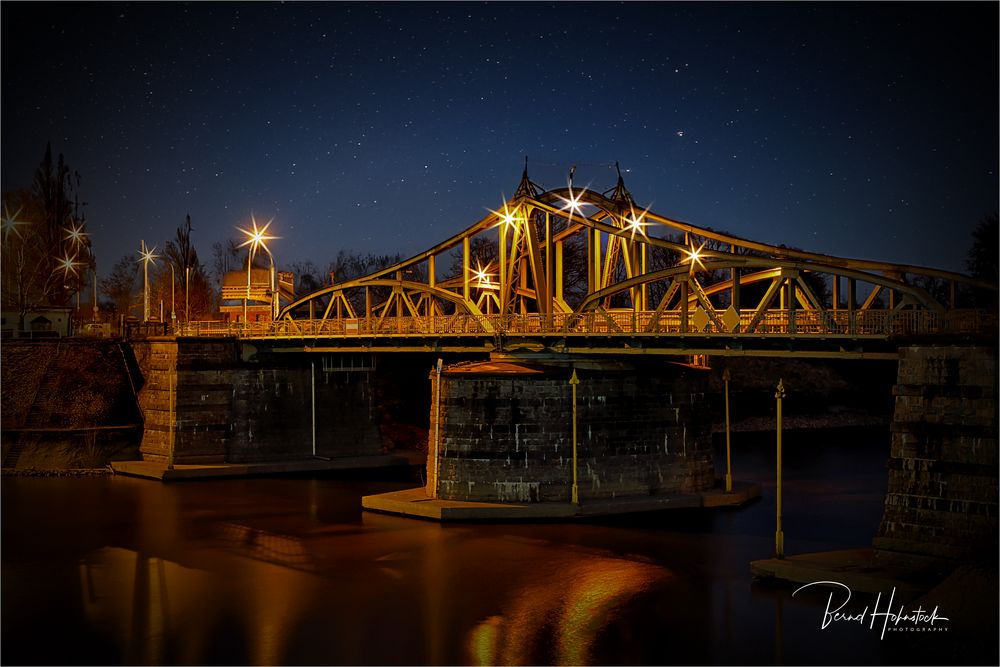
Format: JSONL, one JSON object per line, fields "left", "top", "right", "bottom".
{"left": 171, "top": 308, "right": 997, "bottom": 340}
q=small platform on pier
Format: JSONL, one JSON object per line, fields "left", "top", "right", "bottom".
{"left": 750, "top": 548, "right": 945, "bottom": 597}
{"left": 361, "top": 479, "right": 761, "bottom": 521}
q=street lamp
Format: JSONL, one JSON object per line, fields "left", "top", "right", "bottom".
{"left": 137, "top": 240, "right": 159, "bottom": 322}
{"left": 236, "top": 214, "right": 278, "bottom": 323}
{"left": 185, "top": 266, "right": 191, "bottom": 323}
{"left": 168, "top": 262, "right": 176, "bottom": 331}
{"left": 53, "top": 252, "right": 82, "bottom": 331}
{"left": 92, "top": 259, "right": 99, "bottom": 323}
{"left": 63, "top": 222, "right": 89, "bottom": 317}
{"left": 2, "top": 204, "right": 30, "bottom": 240}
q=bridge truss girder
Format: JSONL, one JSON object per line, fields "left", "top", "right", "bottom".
{"left": 277, "top": 168, "right": 995, "bottom": 340}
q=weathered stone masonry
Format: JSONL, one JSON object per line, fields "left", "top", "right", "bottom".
{"left": 132, "top": 338, "right": 381, "bottom": 464}
{"left": 875, "top": 345, "right": 998, "bottom": 561}
{"left": 426, "top": 360, "right": 715, "bottom": 503}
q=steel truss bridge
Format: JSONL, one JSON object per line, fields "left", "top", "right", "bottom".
{"left": 181, "top": 168, "right": 996, "bottom": 358}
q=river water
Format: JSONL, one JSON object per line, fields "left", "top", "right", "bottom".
{"left": 0, "top": 427, "right": 983, "bottom": 665}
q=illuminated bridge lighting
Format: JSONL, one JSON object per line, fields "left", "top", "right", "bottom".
{"left": 683, "top": 239, "right": 707, "bottom": 274}
{"left": 624, "top": 206, "right": 650, "bottom": 241}
{"left": 473, "top": 262, "right": 498, "bottom": 290}
{"left": 559, "top": 185, "right": 588, "bottom": 218}
{"left": 489, "top": 201, "right": 521, "bottom": 230}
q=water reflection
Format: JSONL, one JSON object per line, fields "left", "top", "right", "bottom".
{"left": 465, "top": 554, "right": 670, "bottom": 665}
{"left": 3, "top": 428, "right": 995, "bottom": 665}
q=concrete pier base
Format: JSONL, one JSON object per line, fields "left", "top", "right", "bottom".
{"left": 750, "top": 548, "right": 944, "bottom": 598}
{"left": 362, "top": 479, "right": 760, "bottom": 521}
{"left": 112, "top": 453, "right": 419, "bottom": 481}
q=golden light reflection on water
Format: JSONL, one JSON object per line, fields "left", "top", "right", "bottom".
{"left": 79, "top": 547, "right": 217, "bottom": 665}
{"left": 465, "top": 554, "right": 671, "bottom": 666}
{"left": 78, "top": 539, "right": 319, "bottom": 666}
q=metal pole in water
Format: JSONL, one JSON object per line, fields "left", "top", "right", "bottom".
{"left": 311, "top": 361, "right": 316, "bottom": 457}
{"left": 775, "top": 378, "right": 785, "bottom": 558}
{"left": 570, "top": 368, "right": 580, "bottom": 505}
{"left": 724, "top": 367, "right": 732, "bottom": 493}
{"left": 434, "top": 358, "right": 443, "bottom": 498}
{"left": 167, "top": 370, "right": 175, "bottom": 471}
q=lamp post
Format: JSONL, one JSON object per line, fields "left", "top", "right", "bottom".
{"left": 63, "top": 222, "right": 89, "bottom": 325}
{"left": 775, "top": 378, "right": 786, "bottom": 558}
{"left": 54, "top": 253, "right": 82, "bottom": 325}
{"left": 723, "top": 367, "right": 733, "bottom": 493}
{"left": 168, "top": 262, "right": 176, "bottom": 331}
{"left": 271, "top": 264, "right": 277, "bottom": 320}
{"left": 245, "top": 254, "right": 251, "bottom": 323}
{"left": 569, "top": 368, "right": 580, "bottom": 505}
{"left": 137, "top": 240, "right": 158, "bottom": 322}
{"left": 185, "top": 266, "right": 191, "bottom": 323}
{"left": 236, "top": 215, "right": 278, "bottom": 324}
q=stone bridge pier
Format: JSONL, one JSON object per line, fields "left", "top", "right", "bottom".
{"left": 125, "top": 335, "right": 996, "bottom": 553}
{"left": 876, "top": 344, "right": 998, "bottom": 563}
{"left": 130, "top": 338, "right": 382, "bottom": 465}
{"left": 425, "top": 358, "right": 716, "bottom": 504}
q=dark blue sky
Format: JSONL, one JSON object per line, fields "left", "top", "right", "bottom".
{"left": 3, "top": 1, "right": 997, "bottom": 279}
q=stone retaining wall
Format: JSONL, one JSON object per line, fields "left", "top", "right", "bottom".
{"left": 1, "top": 340, "right": 142, "bottom": 468}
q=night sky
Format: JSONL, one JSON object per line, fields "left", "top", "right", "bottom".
{"left": 2, "top": 1, "right": 997, "bottom": 281}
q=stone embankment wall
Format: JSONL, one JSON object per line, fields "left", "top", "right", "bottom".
{"left": 426, "top": 360, "right": 714, "bottom": 503}
{"left": 0, "top": 340, "right": 142, "bottom": 468}
{"left": 875, "top": 345, "right": 998, "bottom": 561}
{"left": 132, "top": 339, "right": 382, "bottom": 463}
{"left": 132, "top": 339, "right": 234, "bottom": 463}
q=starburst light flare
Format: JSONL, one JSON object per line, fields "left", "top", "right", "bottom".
{"left": 137, "top": 243, "right": 159, "bottom": 267}
{"left": 63, "top": 222, "right": 88, "bottom": 248}
{"left": 558, "top": 183, "right": 589, "bottom": 219}
{"left": 2, "top": 204, "right": 30, "bottom": 240}
{"left": 54, "top": 252, "right": 81, "bottom": 278}
{"left": 488, "top": 200, "right": 521, "bottom": 230}
{"left": 624, "top": 205, "right": 651, "bottom": 241}
{"left": 236, "top": 214, "right": 278, "bottom": 261}
{"left": 683, "top": 238, "right": 707, "bottom": 274}
{"left": 472, "top": 261, "right": 498, "bottom": 290}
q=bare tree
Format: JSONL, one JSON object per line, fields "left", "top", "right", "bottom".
{"left": 210, "top": 239, "right": 241, "bottom": 290}
{"left": 1, "top": 144, "right": 92, "bottom": 329}
{"left": 99, "top": 254, "right": 139, "bottom": 318}
{"left": 162, "top": 215, "right": 213, "bottom": 319}
{"left": 967, "top": 213, "right": 998, "bottom": 284}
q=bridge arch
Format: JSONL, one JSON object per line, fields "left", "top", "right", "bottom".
{"left": 239, "top": 169, "right": 994, "bottom": 343}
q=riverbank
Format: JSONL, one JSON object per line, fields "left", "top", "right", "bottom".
{"left": 1, "top": 466, "right": 113, "bottom": 477}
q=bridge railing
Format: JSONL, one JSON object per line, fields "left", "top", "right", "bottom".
{"left": 173, "top": 308, "right": 996, "bottom": 339}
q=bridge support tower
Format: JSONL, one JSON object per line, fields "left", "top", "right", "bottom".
{"left": 130, "top": 338, "right": 382, "bottom": 465}
{"left": 425, "top": 357, "right": 715, "bottom": 504}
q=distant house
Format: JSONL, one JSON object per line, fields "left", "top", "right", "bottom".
{"left": 1, "top": 307, "right": 74, "bottom": 337}
{"left": 218, "top": 269, "right": 295, "bottom": 323}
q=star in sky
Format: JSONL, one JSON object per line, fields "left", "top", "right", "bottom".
{"left": 0, "top": 2, "right": 996, "bottom": 280}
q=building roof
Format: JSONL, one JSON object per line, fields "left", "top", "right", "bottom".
{"left": 222, "top": 268, "right": 273, "bottom": 287}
